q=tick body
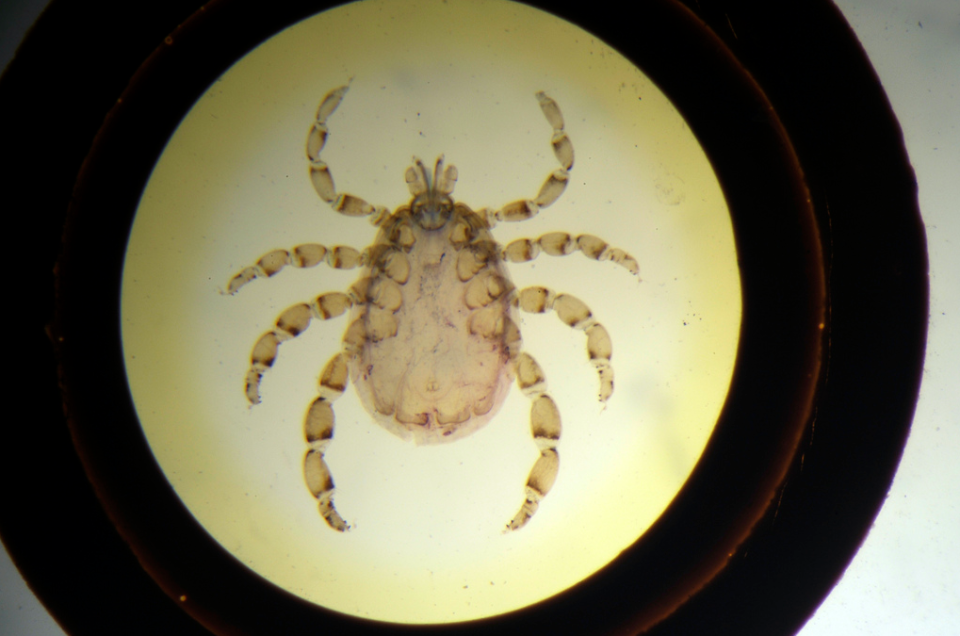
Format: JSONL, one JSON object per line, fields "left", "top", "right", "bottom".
{"left": 353, "top": 199, "right": 517, "bottom": 444}
{"left": 227, "top": 84, "right": 639, "bottom": 531}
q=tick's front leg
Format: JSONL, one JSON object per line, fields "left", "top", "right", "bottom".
{"left": 306, "top": 84, "right": 390, "bottom": 224}
{"left": 491, "top": 91, "right": 573, "bottom": 225}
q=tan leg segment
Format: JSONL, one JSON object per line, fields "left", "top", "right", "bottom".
{"left": 245, "top": 292, "right": 354, "bottom": 404}
{"left": 225, "top": 244, "right": 364, "bottom": 295}
{"left": 491, "top": 91, "right": 573, "bottom": 225}
{"left": 306, "top": 84, "right": 389, "bottom": 223}
{"left": 507, "top": 352, "right": 562, "bottom": 531}
{"left": 303, "top": 353, "right": 351, "bottom": 531}
{"left": 502, "top": 232, "right": 640, "bottom": 277}
{"left": 517, "top": 287, "right": 615, "bottom": 403}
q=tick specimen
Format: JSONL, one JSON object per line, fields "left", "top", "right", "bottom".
{"left": 227, "top": 84, "right": 638, "bottom": 531}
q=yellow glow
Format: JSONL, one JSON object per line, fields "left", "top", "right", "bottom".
{"left": 121, "top": 0, "right": 740, "bottom": 624}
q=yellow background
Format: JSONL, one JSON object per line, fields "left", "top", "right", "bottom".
{"left": 121, "top": 0, "right": 740, "bottom": 623}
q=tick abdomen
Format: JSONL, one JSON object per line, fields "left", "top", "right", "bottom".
{"left": 352, "top": 209, "right": 517, "bottom": 445}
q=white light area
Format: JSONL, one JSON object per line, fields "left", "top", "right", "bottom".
{"left": 0, "top": 545, "right": 60, "bottom": 636}
{"left": 799, "top": 0, "right": 960, "bottom": 634}
{"left": 120, "top": 0, "right": 738, "bottom": 624}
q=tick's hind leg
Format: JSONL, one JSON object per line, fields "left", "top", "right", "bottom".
{"left": 517, "top": 287, "right": 615, "bottom": 403}
{"left": 303, "top": 352, "right": 351, "bottom": 531}
{"left": 507, "top": 353, "right": 562, "bottom": 531}
{"left": 492, "top": 92, "right": 574, "bottom": 224}
{"left": 306, "top": 84, "right": 389, "bottom": 224}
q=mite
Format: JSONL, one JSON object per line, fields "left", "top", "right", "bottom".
{"left": 226, "top": 84, "right": 638, "bottom": 531}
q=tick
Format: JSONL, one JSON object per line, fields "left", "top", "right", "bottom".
{"left": 226, "top": 84, "right": 639, "bottom": 531}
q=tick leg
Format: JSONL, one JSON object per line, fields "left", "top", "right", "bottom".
{"left": 303, "top": 352, "right": 351, "bottom": 531}
{"left": 492, "top": 91, "right": 573, "bottom": 225}
{"left": 502, "top": 232, "right": 640, "bottom": 277}
{"left": 245, "top": 292, "right": 354, "bottom": 404}
{"left": 507, "top": 352, "right": 561, "bottom": 531}
{"left": 225, "top": 243, "right": 365, "bottom": 295}
{"left": 306, "top": 84, "right": 390, "bottom": 224}
{"left": 517, "top": 287, "right": 614, "bottom": 402}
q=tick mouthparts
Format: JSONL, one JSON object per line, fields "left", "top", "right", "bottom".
{"left": 431, "top": 156, "right": 445, "bottom": 193}
{"left": 410, "top": 155, "right": 446, "bottom": 194}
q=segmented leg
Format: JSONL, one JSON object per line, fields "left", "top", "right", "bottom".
{"left": 303, "top": 352, "right": 351, "bottom": 531}
{"left": 225, "top": 244, "right": 364, "bottom": 295}
{"left": 516, "top": 287, "right": 614, "bottom": 402}
{"left": 502, "top": 232, "right": 640, "bottom": 277}
{"left": 490, "top": 91, "right": 574, "bottom": 225}
{"left": 245, "top": 292, "right": 354, "bottom": 404}
{"left": 507, "top": 352, "right": 562, "bottom": 531}
{"left": 306, "top": 84, "right": 390, "bottom": 224}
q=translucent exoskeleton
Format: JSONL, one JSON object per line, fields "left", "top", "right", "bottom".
{"left": 226, "top": 84, "right": 639, "bottom": 532}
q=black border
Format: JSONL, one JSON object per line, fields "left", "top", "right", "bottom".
{"left": 3, "top": 0, "right": 926, "bottom": 635}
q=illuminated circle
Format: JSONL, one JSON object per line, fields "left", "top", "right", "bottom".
{"left": 122, "top": 0, "right": 738, "bottom": 623}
